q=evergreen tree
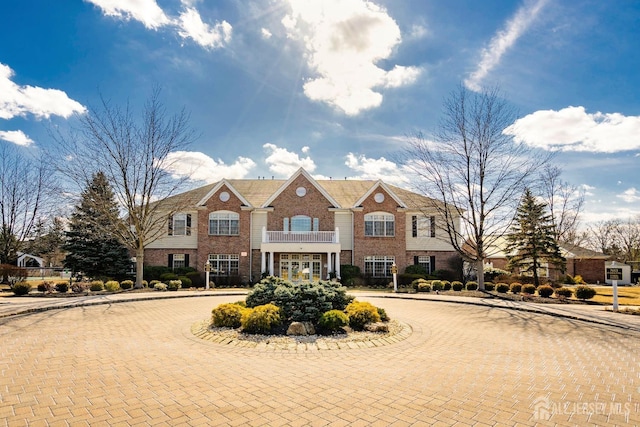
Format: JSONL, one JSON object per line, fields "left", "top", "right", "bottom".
{"left": 63, "top": 172, "right": 131, "bottom": 279}
{"left": 506, "top": 188, "right": 566, "bottom": 287}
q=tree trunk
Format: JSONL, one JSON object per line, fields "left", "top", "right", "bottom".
{"left": 476, "top": 259, "right": 485, "bottom": 291}
{"left": 135, "top": 246, "right": 145, "bottom": 288}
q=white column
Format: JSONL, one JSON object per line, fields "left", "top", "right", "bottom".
{"left": 335, "top": 255, "right": 341, "bottom": 279}
{"left": 261, "top": 252, "right": 266, "bottom": 275}
{"left": 269, "top": 251, "right": 274, "bottom": 276}
{"left": 327, "top": 252, "right": 332, "bottom": 279}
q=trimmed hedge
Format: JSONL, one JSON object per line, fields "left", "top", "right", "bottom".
{"left": 241, "top": 304, "right": 282, "bottom": 334}
{"left": 345, "top": 300, "right": 381, "bottom": 331}
{"left": 575, "top": 285, "right": 596, "bottom": 300}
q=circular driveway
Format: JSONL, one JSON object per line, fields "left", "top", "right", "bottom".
{"left": 1, "top": 295, "right": 639, "bottom": 426}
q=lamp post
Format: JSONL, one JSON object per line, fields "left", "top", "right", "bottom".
{"left": 391, "top": 263, "right": 398, "bottom": 293}
{"left": 204, "top": 261, "right": 211, "bottom": 290}
{"left": 611, "top": 261, "right": 619, "bottom": 312}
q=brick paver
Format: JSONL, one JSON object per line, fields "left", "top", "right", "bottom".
{"left": 1, "top": 295, "right": 639, "bottom": 426}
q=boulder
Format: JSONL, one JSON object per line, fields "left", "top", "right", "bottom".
{"left": 286, "top": 321, "right": 317, "bottom": 336}
{"left": 364, "top": 322, "right": 389, "bottom": 333}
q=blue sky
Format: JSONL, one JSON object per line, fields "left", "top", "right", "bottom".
{"left": 1, "top": 0, "right": 639, "bottom": 224}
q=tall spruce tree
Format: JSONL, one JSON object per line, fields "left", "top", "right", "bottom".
{"left": 506, "top": 188, "right": 566, "bottom": 287}
{"left": 63, "top": 172, "right": 131, "bottom": 279}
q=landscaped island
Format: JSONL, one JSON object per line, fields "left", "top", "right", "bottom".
{"left": 210, "top": 277, "right": 389, "bottom": 336}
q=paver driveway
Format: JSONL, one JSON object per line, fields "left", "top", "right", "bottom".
{"left": 1, "top": 295, "right": 639, "bottom": 426}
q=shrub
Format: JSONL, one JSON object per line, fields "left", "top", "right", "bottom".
{"left": 466, "top": 281, "right": 478, "bottom": 291}
{"left": 573, "top": 275, "right": 585, "bottom": 284}
{"left": 575, "top": 285, "right": 596, "bottom": 300}
{"left": 442, "top": 281, "right": 451, "bottom": 291}
{"left": 241, "top": 304, "right": 282, "bottom": 334}
{"left": 160, "top": 272, "right": 179, "bottom": 282}
{"left": 38, "top": 282, "right": 54, "bottom": 293}
{"left": 417, "top": 282, "right": 432, "bottom": 292}
{"left": 495, "top": 283, "right": 510, "bottom": 293}
{"left": 167, "top": 280, "right": 182, "bottom": 291}
{"left": 120, "top": 280, "right": 134, "bottom": 290}
{"left": 451, "top": 281, "right": 464, "bottom": 291}
{"left": 186, "top": 271, "right": 203, "bottom": 287}
{"left": 522, "top": 284, "right": 537, "bottom": 295}
{"left": 317, "top": 310, "right": 349, "bottom": 334}
{"left": 560, "top": 275, "right": 575, "bottom": 285}
{"left": 404, "top": 264, "right": 427, "bottom": 276}
{"left": 55, "top": 282, "right": 69, "bottom": 293}
{"left": 211, "top": 303, "right": 247, "bottom": 328}
{"left": 537, "top": 285, "right": 554, "bottom": 298}
{"left": 412, "top": 278, "right": 430, "bottom": 291}
{"left": 377, "top": 307, "right": 389, "bottom": 322}
{"left": 154, "top": 282, "right": 167, "bottom": 291}
{"left": 104, "top": 281, "right": 120, "bottom": 292}
{"left": 89, "top": 280, "right": 104, "bottom": 291}
{"left": 178, "top": 276, "right": 192, "bottom": 288}
{"left": 485, "top": 282, "right": 495, "bottom": 291}
{"left": 141, "top": 280, "right": 148, "bottom": 288}
{"left": 431, "top": 280, "right": 444, "bottom": 291}
{"left": 0, "top": 264, "right": 28, "bottom": 286}
{"left": 149, "top": 280, "right": 161, "bottom": 287}
{"left": 339, "top": 264, "right": 361, "bottom": 287}
{"left": 555, "top": 287, "right": 574, "bottom": 298}
{"left": 510, "top": 283, "right": 522, "bottom": 294}
{"left": 345, "top": 301, "right": 381, "bottom": 331}
{"left": 71, "top": 282, "right": 88, "bottom": 293}
{"left": 12, "top": 282, "right": 32, "bottom": 296}
{"left": 144, "top": 265, "right": 171, "bottom": 281}
{"left": 484, "top": 267, "right": 510, "bottom": 281}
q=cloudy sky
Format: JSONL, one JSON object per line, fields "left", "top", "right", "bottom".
{"left": 1, "top": 0, "right": 639, "bottom": 224}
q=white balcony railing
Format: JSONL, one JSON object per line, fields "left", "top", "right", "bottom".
{"left": 263, "top": 228, "right": 339, "bottom": 244}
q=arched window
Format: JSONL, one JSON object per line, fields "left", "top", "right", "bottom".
{"left": 209, "top": 211, "right": 239, "bottom": 235}
{"left": 364, "top": 212, "right": 395, "bottom": 237}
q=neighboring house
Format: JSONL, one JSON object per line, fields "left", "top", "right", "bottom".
{"left": 144, "top": 168, "right": 460, "bottom": 284}
{"left": 483, "top": 237, "right": 609, "bottom": 284}
{"left": 17, "top": 252, "right": 44, "bottom": 268}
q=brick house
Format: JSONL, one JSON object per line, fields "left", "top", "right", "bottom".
{"left": 144, "top": 168, "right": 460, "bottom": 284}
{"left": 483, "top": 237, "right": 609, "bottom": 284}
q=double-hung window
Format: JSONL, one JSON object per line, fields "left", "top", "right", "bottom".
{"left": 209, "top": 211, "right": 239, "bottom": 235}
{"left": 208, "top": 254, "right": 239, "bottom": 276}
{"left": 364, "top": 256, "right": 395, "bottom": 277}
{"left": 364, "top": 213, "right": 395, "bottom": 237}
{"left": 169, "top": 213, "right": 191, "bottom": 236}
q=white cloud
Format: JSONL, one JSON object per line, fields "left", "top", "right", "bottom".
{"left": 617, "top": 188, "right": 640, "bottom": 203}
{"left": 282, "top": 0, "right": 422, "bottom": 115}
{"left": 177, "top": 8, "right": 232, "bottom": 49}
{"left": 504, "top": 106, "right": 640, "bottom": 152}
{"left": 162, "top": 151, "right": 256, "bottom": 182}
{"left": 409, "top": 24, "right": 428, "bottom": 40}
{"left": 581, "top": 184, "right": 595, "bottom": 196}
{"left": 263, "top": 143, "right": 316, "bottom": 176}
{"left": 87, "top": 0, "right": 232, "bottom": 49}
{"left": 465, "top": 0, "right": 549, "bottom": 91}
{"left": 0, "top": 130, "right": 34, "bottom": 147}
{"left": 261, "top": 28, "right": 272, "bottom": 39}
{"left": 0, "top": 63, "right": 86, "bottom": 120}
{"left": 344, "top": 153, "right": 409, "bottom": 186}
{"left": 85, "top": 0, "right": 170, "bottom": 29}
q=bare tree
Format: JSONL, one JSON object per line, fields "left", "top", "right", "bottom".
{"left": 538, "top": 165, "right": 584, "bottom": 244}
{"left": 52, "top": 88, "right": 196, "bottom": 287}
{"left": 586, "top": 219, "right": 621, "bottom": 256}
{"left": 400, "top": 85, "right": 550, "bottom": 290}
{"left": 0, "top": 144, "right": 53, "bottom": 267}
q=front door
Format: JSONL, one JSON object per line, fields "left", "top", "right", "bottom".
{"left": 280, "top": 254, "right": 322, "bottom": 282}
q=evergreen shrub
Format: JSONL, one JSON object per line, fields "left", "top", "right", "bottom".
{"left": 510, "top": 283, "right": 522, "bottom": 294}
{"left": 466, "top": 281, "right": 478, "bottom": 291}
{"left": 120, "top": 280, "right": 134, "bottom": 290}
{"left": 317, "top": 310, "right": 349, "bottom": 334}
{"left": 154, "top": 283, "right": 167, "bottom": 291}
{"left": 90, "top": 280, "right": 104, "bottom": 291}
{"left": 211, "top": 303, "right": 248, "bottom": 328}
{"left": 495, "top": 283, "right": 510, "bottom": 293}
{"left": 55, "top": 282, "right": 69, "bottom": 293}
{"left": 345, "top": 301, "right": 381, "bottom": 331}
{"left": 104, "top": 281, "right": 120, "bottom": 292}
{"left": 431, "top": 280, "right": 444, "bottom": 291}
{"left": 485, "top": 282, "right": 495, "bottom": 291}
{"left": 575, "top": 285, "right": 596, "bottom": 300}
{"left": 555, "top": 287, "right": 573, "bottom": 298}
{"left": 451, "top": 281, "right": 464, "bottom": 291}
{"left": 12, "top": 282, "right": 32, "bottom": 296}
{"left": 522, "top": 284, "right": 537, "bottom": 294}
{"left": 167, "top": 280, "right": 182, "bottom": 291}
{"left": 442, "top": 281, "right": 452, "bottom": 291}
{"left": 241, "top": 304, "right": 282, "bottom": 334}
{"left": 537, "top": 285, "right": 554, "bottom": 298}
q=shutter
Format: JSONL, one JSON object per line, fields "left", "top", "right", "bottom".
{"left": 168, "top": 215, "right": 173, "bottom": 236}
{"left": 430, "top": 256, "right": 436, "bottom": 274}
{"left": 430, "top": 216, "right": 436, "bottom": 238}
{"left": 283, "top": 218, "right": 289, "bottom": 232}
{"left": 412, "top": 216, "right": 417, "bottom": 238}
{"left": 168, "top": 254, "right": 174, "bottom": 269}
{"left": 186, "top": 214, "right": 192, "bottom": 236}
{"left": 184, "top": 254, "right": 190, "bottom": 268}
{"left": 414, "top": 256, "right": 419, "bottom": 265}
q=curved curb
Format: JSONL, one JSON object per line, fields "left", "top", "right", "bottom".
{"left": 190, "top": 320, "right": 413, "bottom": 351}
{"left": 0, "top": 291, "right": 247, "bottom": 319}
{"left": 364, "top": 294, "right": 640, "bottom": 334}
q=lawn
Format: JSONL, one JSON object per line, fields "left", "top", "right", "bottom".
{"left": 590, "top": 286, "right": 640, "bottom": 306}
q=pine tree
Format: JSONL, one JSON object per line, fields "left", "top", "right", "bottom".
{"left": 506, "top": 188, "right": 566, "bottom": 287}
{"left": 63, "top": 172, "right": 131, "bottom": 279}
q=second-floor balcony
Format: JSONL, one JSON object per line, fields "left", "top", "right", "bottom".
{"left": 262, "top": 227, "right": 339, "bottom": 244}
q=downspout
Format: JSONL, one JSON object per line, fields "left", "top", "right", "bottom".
{"left": 249, "top": 209, "right": 253, "bottom": 284}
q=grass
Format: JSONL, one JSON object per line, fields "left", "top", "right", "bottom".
{"left": 590, "top": 286, "right": 640, "bottom": 306}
